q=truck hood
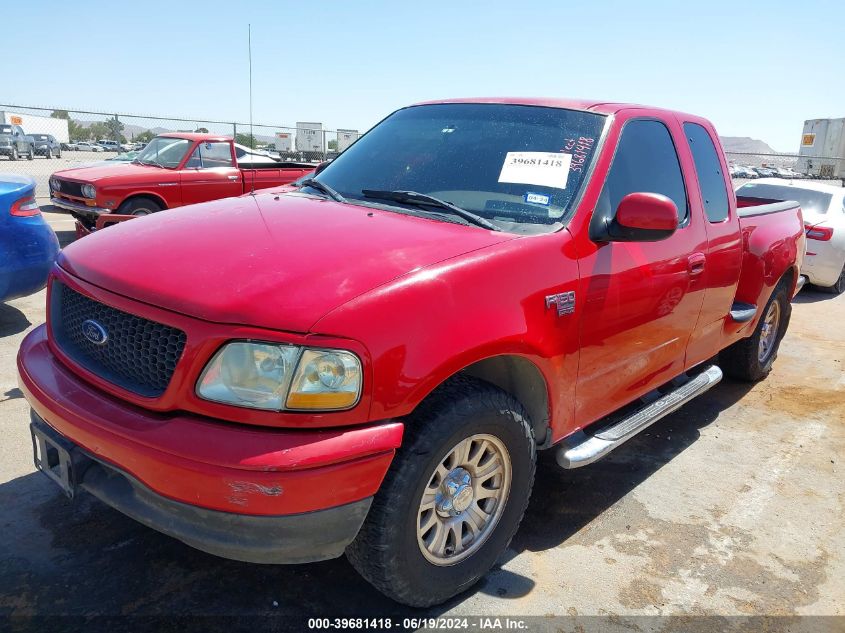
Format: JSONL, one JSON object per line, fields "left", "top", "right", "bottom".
{"left": 58, "top": 192, "right": 518, "bottom": 332}
{"left": 53, "top": 162, "right": 166, "bottom": 183}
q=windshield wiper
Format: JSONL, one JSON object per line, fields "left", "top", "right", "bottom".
{"left": 301, "top": 178, "right": 347, "bottom": 203}
{"left": 361, "top": 190, "right": 500, "bottom": 231}
{"left": 136, "top": 158, "right": 164, "bottom": 168}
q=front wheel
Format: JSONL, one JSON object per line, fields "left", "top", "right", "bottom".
{"left": 347, "top": 377, "right": 536, "bottom": 607}
{"left": 117, "top": 197, "right": 162, "bottom": 216}
{"left": 722, "top": 279, "right": 791, "bottom": 381}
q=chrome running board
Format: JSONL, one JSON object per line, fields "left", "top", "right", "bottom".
{"left": 555, "top": 365, "right": 723, "bottom": 469}
{"left": 730, "top": 302, "right": 757, "bottom": 322}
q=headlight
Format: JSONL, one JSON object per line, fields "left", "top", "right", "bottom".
{"left": 196, "top": 341, "right": 362, "bottom": 412}
{"left": 50, "top": 177, "right": 61, "bottom": 192}
{"left": 286, "top": 349, "right": 362, "bottom": 410}
{"left": 81, "top": 184, "right": 96, "bottom": 199}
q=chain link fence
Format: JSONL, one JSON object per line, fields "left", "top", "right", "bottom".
{"left": 0, "top": 104, "right": 361, "bottom": 198}
{"left": 4, "top": 103, "right": 842, "bottom": 199}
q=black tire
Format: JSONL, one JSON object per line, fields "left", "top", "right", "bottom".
{"left": 9, "top": 147, "right": 17, "bottom": 161}
{"left": 347, "top": 376, "right": 536, "bottom": 607}
{"left": 56, "top": 149, "right": 62, "bottom": 159}
{"left": 818, "top": 264, "right": 845, "bottom": 295}
{"left": 117, "top": 197, "right": 162, "bottom": 216}
{"left": 722, "top": 279, "right": 791, "bottom": 382}
{"left": 27, "top": 145, "right": 34, "bottom": 160}
{"left": 45, "top": 147, "right": 51, "bottom": 159}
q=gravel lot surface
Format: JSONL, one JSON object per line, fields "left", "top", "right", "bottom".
{"left": 0, "top": 210, "right": 843, "bottom": 631}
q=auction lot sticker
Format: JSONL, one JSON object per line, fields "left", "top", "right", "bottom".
{"left": 498, "top": 151, "right": 571, "bottom": 189}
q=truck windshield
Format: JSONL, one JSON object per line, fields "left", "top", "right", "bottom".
{"left": 736, "top": 183, "right": 833, "bottom": 215}
{"left": 312, "top": 103, "right": 606, "bottom": 234}
{"left": 134, "top": 137, "right": 192, "bottom": 169}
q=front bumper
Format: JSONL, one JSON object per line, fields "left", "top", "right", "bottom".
{"left": 50, "top": 196, "right": 108, "bottom": 216}
{"left": 18, "top": 325, "right": 403, "bottom": 562}
{"left": 31, "top": 414, "right": 372, "bottom": 563}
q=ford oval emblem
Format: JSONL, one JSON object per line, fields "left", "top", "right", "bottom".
{"left": 81, "top": 319, "right": 109, "bottom": 346}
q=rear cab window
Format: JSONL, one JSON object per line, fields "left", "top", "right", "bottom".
{"left": 684, "top": 123, "right": 730, "bottom": 222}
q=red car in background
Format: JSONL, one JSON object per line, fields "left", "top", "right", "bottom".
{"left": 48, "top": 133, "right": 314, "bottom": 231}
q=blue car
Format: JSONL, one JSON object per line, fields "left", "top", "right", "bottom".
{"left": 0, "top": 175, "right": 60, "bottom": 302}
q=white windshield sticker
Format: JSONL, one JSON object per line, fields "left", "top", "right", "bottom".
{"left": 498, "top": 152, "right": 571, "bottom": 189}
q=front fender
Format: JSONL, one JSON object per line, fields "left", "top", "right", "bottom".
{"left": 312, "top": 231, "right": 582, "bottom": 440}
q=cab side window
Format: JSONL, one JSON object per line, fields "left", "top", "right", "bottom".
{"left": 186, "top": 142, "right": 234, "bottom": 169}
{"left": 684, "top": 122, "right": 730, "bottom": 222}
{"left": 602, "top": 119, "right": 689, "bottom": 222}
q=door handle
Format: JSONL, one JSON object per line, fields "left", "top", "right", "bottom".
{"left": 688, "top": 253, "right": 706, "bottom": 276}
{"left": 227, "top": 175, "right": 239, "bottom": 180}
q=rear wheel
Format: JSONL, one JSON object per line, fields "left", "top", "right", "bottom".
{"left": 45, "top": 147, "right": 51, "bottom": 159}
{"left": 117, "top": 197, "right": 162, "bottom": 216}
{"left": 722, "top": 280, "right": 791, "bottom": 382}
{"left": 9, "top": 147, "right": 17, "bottom": 161}
{"left": 819, "top": 264, "right": 845, "bottom": 295}
{"left": 27, "top": 145, "right": 34, "bottom": 160}
{"left": 347, "top": 377, "right": 536, "bottom": 607}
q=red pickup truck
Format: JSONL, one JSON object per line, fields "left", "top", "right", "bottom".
{"left": 48, "top": 132, "right": 313, "bottom": 230}
{"left": 19, "top": 98, "right": 804, "bottom": 606}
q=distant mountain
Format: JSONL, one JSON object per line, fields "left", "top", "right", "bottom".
{"left": 720, "top": 136, "right": 778, "bottom": 155}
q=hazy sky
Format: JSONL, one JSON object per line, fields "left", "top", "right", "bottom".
{"left": 3, "top": 0, "right": 843, "bottom": 151}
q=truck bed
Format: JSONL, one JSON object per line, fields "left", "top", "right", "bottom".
{"left": 238, "top": 163, "right": 313, "bottom": 191}
{"left": 733, "top": 197, "right": 804, "bottom": 315}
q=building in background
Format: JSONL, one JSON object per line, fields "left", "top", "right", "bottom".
{"left": 295, "top": 122, "right": 323, "bottom": 153}
{"left": 336, "top": 129, "right": 360, "bottom": 152}
{"left": 796, "top": 118, "right": 845, "bottom": 179}
{"left": 0, "top": 110, "right": 69, "bottom": 142}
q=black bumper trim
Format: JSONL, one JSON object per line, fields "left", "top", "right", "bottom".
{"left": 32, "top": 412, "right": 372, "bottom": 564}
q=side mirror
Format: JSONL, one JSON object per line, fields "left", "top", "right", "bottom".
{"left": 314, "top": 159, "right": 332, "bottom": 176}
{"left": 591, "top": 192, "right": 678, "bottom": 242}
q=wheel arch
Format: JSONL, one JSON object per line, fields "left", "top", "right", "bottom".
{"left": 410, "top": 354, "right": 552, "bottom": 447}
{"left": 117, "top": 192, "right": 168, "bottom": 212}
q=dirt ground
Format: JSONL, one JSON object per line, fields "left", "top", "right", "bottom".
{"left": 0, "top": 211, "right": 843, "bottom": 630}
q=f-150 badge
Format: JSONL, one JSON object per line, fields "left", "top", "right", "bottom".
{"left": 545, "top": 291, "right": 576, "bottom": 316}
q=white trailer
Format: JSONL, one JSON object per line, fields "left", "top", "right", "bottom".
{"left": 795, "top": 118, "right": 845, "bottom": 179}
{"left": 336, "top": 129, "right": 359, "bottom": 152}
{"left": 295, "top": 122, "right": 323, "bottom": 152}
{"left": 0, "top": 110, "right": 69, "bottom": 143}
{"left": 273, "top": 131, "right": 292, "bottom": 152}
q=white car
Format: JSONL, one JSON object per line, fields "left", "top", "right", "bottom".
{"left": 736, "top": 178, "right": 845, "bottom": 293}
{"left": 233, "top": 143, "right": 280, "bottom": 164}
{"left": 76, "top": 142, "right": 104, "bottom": 152}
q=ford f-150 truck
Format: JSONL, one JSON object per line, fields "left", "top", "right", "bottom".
{"left": 47, "top": 132, "right": 314, "bottom": 230}
{"left": 19, "top": 98, "right": 805, "bottom": 607}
